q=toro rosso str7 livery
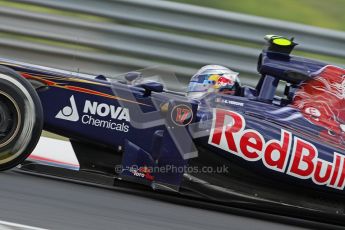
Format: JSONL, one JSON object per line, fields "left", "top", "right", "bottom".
{"left": 0, "top": 35, "right": 344, "bottom": 226}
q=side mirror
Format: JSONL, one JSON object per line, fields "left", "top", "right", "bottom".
{"left": 125, "top": 72, "right": 142, "bottom": 83}
{"left": 138, "top": 81, "right": 164, "bottom": 96}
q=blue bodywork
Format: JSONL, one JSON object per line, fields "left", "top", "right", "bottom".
{"left": 0, "top": 44, "right": 344, "bottom": 197}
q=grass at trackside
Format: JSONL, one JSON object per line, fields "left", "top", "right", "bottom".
{"left": 2, "top": 0, "right": 344, "bottom": 32}
{"left": 171, "top": 0, "right": 345, "bottom": 32}
{"left": 0, "top": 0, "right": 110, "bottom": 22}
{"left": 4, "top": 0, "right": 344, "bottom": 32}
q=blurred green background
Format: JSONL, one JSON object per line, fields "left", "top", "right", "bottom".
{"left": 171, "top": 0, "right": 345, "bottom": 31}
{"left": 0, "top": 0, "right": 343, "bottom": 65}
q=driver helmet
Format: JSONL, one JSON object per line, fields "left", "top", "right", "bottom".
{"left": 187, "top": 65, "right": 241, "bottom": 99}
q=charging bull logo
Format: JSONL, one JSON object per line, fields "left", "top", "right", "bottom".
{"left": 208, "top": 74, "right": 234, "bottom": 89}
{"left": 292, "top": 65, "right": 345, "bottom": 146}
{"left": 209, "top": 109, "right": 345, "bottom": 190}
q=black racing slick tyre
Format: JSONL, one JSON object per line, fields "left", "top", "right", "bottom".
{"left": 0, "top": 66, "right": 43, "bottom": 171}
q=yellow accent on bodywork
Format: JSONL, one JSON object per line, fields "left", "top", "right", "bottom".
{"left": 273, "top": 38, "right": 292, "bottom": 46}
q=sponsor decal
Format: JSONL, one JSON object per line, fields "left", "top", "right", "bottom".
{"left": 171, "top": 104, "right": 193, "bottom": 126}
{"left": 129, "top": 166, "right": 154, "bottom": 181}
{"left": 56, "top": 95, "right": 130, "bottom": 132}
{"left": 215, "top": 98, "right": 244, "bottom": 106}
{"left": 208, "top": 108, "right": 345, "bottom": 190}
{"left": 55, "top": 95, "right": 79, "bottom": 121}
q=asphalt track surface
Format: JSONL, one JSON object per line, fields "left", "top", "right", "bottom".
{"left": 0, "top": 170, "right": 323, "bottom": 230}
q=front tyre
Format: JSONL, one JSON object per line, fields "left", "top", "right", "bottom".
{"left": 0, "top": 66, "right": 43, "bottom": 171}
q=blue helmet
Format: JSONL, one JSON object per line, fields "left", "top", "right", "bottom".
{"left": 187, "top": 65, "right": 241, "bottom": 99}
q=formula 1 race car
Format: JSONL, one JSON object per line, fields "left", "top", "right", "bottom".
{"left": 0, "top": 35, "right": 344, "bottom": 227}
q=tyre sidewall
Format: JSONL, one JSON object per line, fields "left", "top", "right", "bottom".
{"left": 0, "top": 66, "right": 43, "bottom": 170}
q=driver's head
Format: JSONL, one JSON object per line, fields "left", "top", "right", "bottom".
{"left": 187, "top": 65, "right": 241, "bottom": 99}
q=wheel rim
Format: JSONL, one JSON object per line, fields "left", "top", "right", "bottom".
{"left": 0, "top": 73, "right": 39, "bottom": 168}
{"left": 0, "top": 91, "right": 21, "bottom": 162}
